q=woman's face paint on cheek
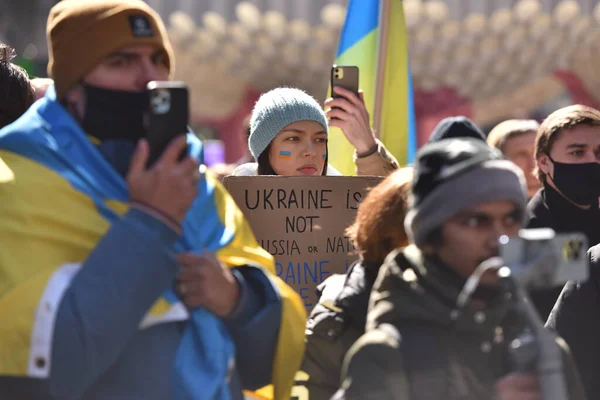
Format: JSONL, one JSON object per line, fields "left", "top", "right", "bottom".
{"left": 278, "top": 151, "right": 291, "bottom": 160}
{"left": 322, "top": 154, "right": 327, "bottom": 159}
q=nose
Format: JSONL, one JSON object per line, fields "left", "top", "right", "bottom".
{"left": 136, "top": 57, "right": 164, "bottom": 90}
{"left": 485, "top": 222, "right": 507, "bottom": 251}
{"left": 303, "top": 140, "right": 317, "bottom": 157}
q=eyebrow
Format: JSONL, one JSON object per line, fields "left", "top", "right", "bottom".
{"left": 456, "top": 208, "right": 521, "bottom": 220}
{"left": 106, "top": 49, "right": 164, "bottom": 60}
{"left": 457, "top": 211, "right": 489, "bottom": 220}
{"left": 566, "top": 143, "right": 588, "bottom": 149}
{"left": 107, "top": 51, "right": 140, "bottom": 59}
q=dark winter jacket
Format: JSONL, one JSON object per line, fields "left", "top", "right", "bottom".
{"left": 546, "top": 244, "right": 600, "bottom": 400}
{"left": 527, "top": 184, "right": 600, "bottom": 320}
{"left": 298, "top": 261, "right": 379, "bottom": 400}
{"left": 334, "top": 245, "right": 586, "bottom": 400}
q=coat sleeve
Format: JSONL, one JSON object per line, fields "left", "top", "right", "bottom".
{"left": 546, "top": 247, "right": 600, "bottom": 400}
{"left": 225, "top": 266, "right": 282, "bottom": 391}
{"left": 354, "top": 140, "right": 399, "bottom": 177}
{"left": 50, "top": 209, "right": 181, "bottom": 400}
{"left": 332, "top": 329, "right": 411, "bottom": 400}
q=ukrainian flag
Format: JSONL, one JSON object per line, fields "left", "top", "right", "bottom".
{"left": 328, "top": 0, "right": 416, "bottom": 175}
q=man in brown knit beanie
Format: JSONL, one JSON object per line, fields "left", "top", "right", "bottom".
{"left": 0, "top": 1, "right": 305, "bottom": 399}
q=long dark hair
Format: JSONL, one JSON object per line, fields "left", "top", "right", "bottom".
{"left": 257, "top": 143, "right": 328, "bottom": 176}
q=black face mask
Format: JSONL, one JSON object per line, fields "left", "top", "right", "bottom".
{"left": 79, "top": 83, "right": 148, "bottom": 144}
{"left": 548, "top": 155, "right": 600, "bottom": 206}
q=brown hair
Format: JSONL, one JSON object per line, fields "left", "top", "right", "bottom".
{"left": 0, "top": 44, "right": 35, "bottom": 129}
{"left": 346, "top": 167, "right": 413, "bottom": 264}
{"left": 487, "top": 119, "right": 539, "bottom": 152}
{"left": 534, "top": 105, "right": 600, "bottom": 182}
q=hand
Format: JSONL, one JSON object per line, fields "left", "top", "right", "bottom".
{"left": 325, "top": 86, "right": 377, "bottom": 155}
{"left": 127, "top": 136, "right": 199, "bottom": 224}
{"left": 495, "top": 373, "right": 541, "bottom": 400}
{"left": 175, "top": 252, "right": 240, "bottom": 317}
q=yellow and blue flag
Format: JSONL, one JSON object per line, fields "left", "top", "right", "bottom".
{"left": 328, "top": 0, "right": 416, "bottom": 175}
{"left": 0, "top": 85, "right": 306, "bottom": 400}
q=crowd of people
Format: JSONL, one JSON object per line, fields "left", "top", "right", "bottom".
{"left": 1, "top": 1, "right": 599, "bottom": 399}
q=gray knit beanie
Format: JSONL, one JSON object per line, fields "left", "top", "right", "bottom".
{"left": 248, "top": 87, "right": 328, "bottom": 159}
{"left": 405, "top": 138, "right": 528, "bottom": 246}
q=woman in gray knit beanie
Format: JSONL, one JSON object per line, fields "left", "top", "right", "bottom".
{"left": 232, "top": 86, "right": 399, "bottom": 177}
{"left": 230, "top": 87, "right": 331, "bottom": 176}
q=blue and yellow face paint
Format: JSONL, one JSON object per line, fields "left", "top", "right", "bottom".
{"left": 278, "top": 151, "right": 291, "bottom": 160}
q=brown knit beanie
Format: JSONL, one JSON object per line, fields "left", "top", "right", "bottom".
{"left": 47, "top": 0, "right": 174, "bottom": 99}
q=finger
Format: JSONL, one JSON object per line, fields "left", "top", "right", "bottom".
{"left": 327, "top": 119, "right": 349, "bottom": 134}
{"left": 333, "top": 86, "right": 363, "bottom": 107}
{"left": 173, "top": 157, "right": 200, "bottom": 182}
{"left": 127, "top": 139, "right": 150, "bottom": 179}
{"left": 326, "top": 108, "right": 353, "bottom": 122}
{"left": 326, "top": 98, "right": 356, "bottom": 114}
{"left": 174, "top": 281, "right": 188, "bottom": 297}
{"left": 176, "top": 252, "right": 204, "bottom": 265}
{"left": 183, "top": 294, "right": 208, "bottom": 309}
{"left": 156, "top": 134, "right": 188, "bottom": 166}
{"left": 177, "top": 266, "right": 203, "bottom": 282}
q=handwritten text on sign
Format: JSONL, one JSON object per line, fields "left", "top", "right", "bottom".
{"left": 223, "top": 176, "right": 382, "bottom": 309}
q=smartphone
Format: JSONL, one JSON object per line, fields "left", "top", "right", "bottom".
{"left": 330, "top": 65, "right": 359, "bottom": 98}
{"left": 499, "top": 228, "right": 588, "bottom": 290}
{"left": 144, "top": 81, "right": 189, "bottom": 167}
{"left": 330, "top": 66, "right": 359, "bottom": 119}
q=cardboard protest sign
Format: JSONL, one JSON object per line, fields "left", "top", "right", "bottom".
{"left": 223, "top": 176, "right": 383, "bottom": 309}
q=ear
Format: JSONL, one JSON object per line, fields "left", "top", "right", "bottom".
{"left": 537, "top": 152, "right": 552, "bottom": 178}
{"left": 64, "top": 84, "right": 86, "bottom": 122}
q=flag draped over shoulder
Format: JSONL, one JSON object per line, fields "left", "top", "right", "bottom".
{"left": 0, "top": 85, "right": 306, "bottom": 400}
{"left": 328, "top": 0, "right": 417, "bottom": 175}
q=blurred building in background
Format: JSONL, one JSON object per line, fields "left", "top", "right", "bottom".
{"left": 2, "top": 0, "right": 600, "bottom": 162}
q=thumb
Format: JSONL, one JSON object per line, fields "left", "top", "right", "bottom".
{"left": 127, "top": 139, "right": 149, "bottom": 179}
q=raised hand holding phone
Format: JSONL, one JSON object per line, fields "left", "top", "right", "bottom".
{"left": 326, "top": 66, "right": 377, "bottom": 155}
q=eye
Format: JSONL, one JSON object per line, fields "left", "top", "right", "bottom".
{"left": 464, "top": 216, "right": 483, "bottom": 228}
{"left": 570, "top": 150, "right": 585, "bottom": 157}
{"left": 503, "top": 212, "right": 521, "bottom": 227}
{"left": 152, "top": 52, "right": 167, "bottom": 66}
{"left": 107, "top": 55, "right": 132, "bottom": 68}
{"left": 286, "top": 136, "right": 299, "bottom": 142}
{"left": 315, "top": 137, "right": 327, "bottom": 143}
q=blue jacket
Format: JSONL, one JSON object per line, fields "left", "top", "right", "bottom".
{"left": 0, "top": 86, "right": 287, "bottom": 399}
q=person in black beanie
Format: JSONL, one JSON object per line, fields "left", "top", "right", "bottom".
{"left": 333, "top": 138, "right": 585, "bottom": 400}
{"left": 428, "top": 116, "right": 487, "bottom": 143}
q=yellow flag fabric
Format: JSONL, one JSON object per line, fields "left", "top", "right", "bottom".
{"left": 0, "top": 88, "right": 306, "bottom": 399}
{"left": 328, "top": 0, "right": 416, "bottom": 175}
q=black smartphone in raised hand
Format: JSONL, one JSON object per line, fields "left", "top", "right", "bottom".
{"left": 330, "top": 65, "right": 359, "bottom": 98}
{"left": 330, "top": 65, "right": 360, "bottom": 119}
{"left": 144, "top": 81, "right": 189, "bottom": 167}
